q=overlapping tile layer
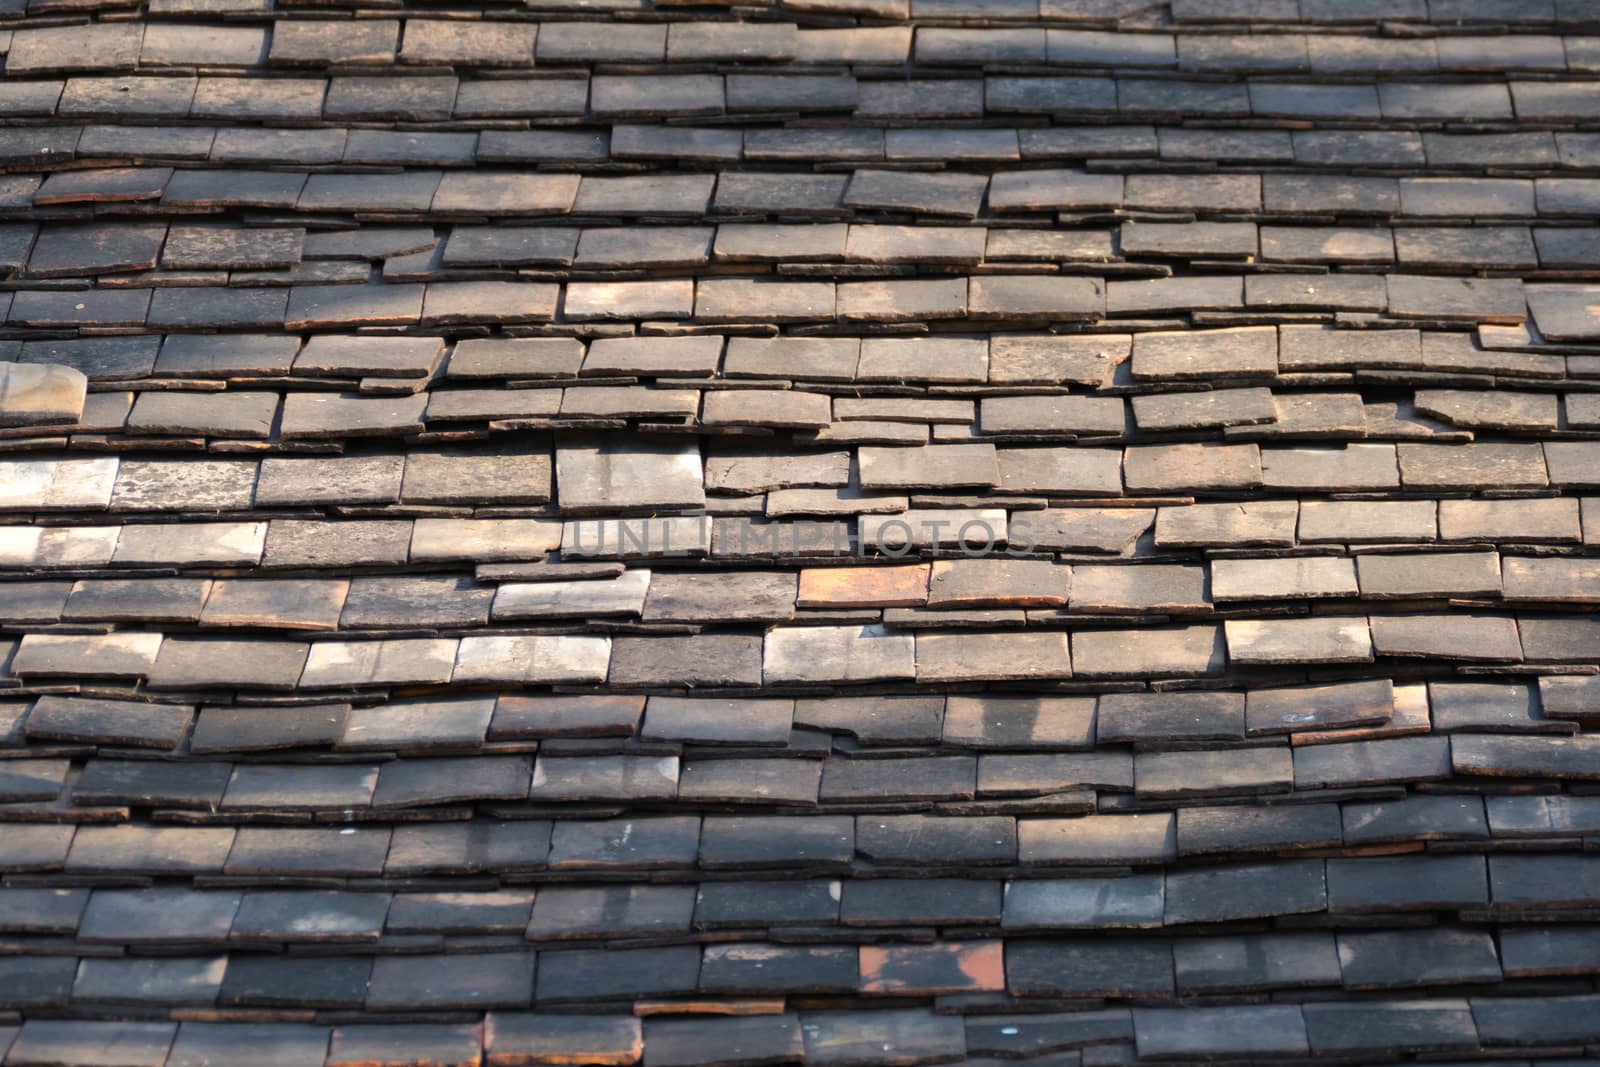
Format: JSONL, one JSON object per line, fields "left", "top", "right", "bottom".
{"left": 1, "top": 0, "right": 1600, "bottom": 1062}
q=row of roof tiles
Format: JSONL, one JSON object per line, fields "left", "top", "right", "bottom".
{"left": 14, "top": 125, "right": 1600, "bottom": 169}
{"left": 4, "top": 511, "right": 1597, "bottom": 590}
{"left": 12, "top": 854, "right": 1598, "bottom": 942}
{"left": 9, "top": 806, "right": 1600, "bottom": 883}
{"left": 17, "top": 0, "right": 1582, "bottom": 24}
{"left": 14, "top": 20, "right": 1600, "bottom": 73}
{"left": 6, "top": 548, "right": 1600, "bottom": 628}
{"left": 12, "top": 677, "right": 1583, "bottom": 749}
{"left": 14, "top": 379, "right": 1600, "bottom": 439}
{"left": 5, "top": 438, "right": 1600, "bottom": 510}
{"left": 6, "top": 72, "right": 1600, "bottom": 123}
{"left": 18, "top": 169, "right": 1600, "bottom": 220}
{"left": 0, "top": 327, "right": 1583, "bottom": 391}
{"left": 0, "top": 923, "right": 1591, "bottom": 1005}
{"left": 8, "top": 799, "right": 1600, "bottom": 871}
{"left": 14, "top": 382, "right": 1600, "bottom": 443}
{"left": 15, "top": 220, "right": 1600, "bottom": 278}
{"left": 1, "top": 275, "right": 1590, "bottom": 332}
{"left": 0, "top": 997, "right": 1594, "bottom": 1067}
{"left": 7, "top": 609, "right": 1600, "bottom": 687}
{"left": 5, "top": 732, "right": 1598, "bottom": 807}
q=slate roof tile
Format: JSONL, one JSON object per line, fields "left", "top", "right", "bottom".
{"left": 800, "top": 1010, "right": 966, "bottom": 1064}
{"left": 1174, "top": 931, "right": 1339, "bottom": 993}
{"left": 644, "top": 1015, "right": 801, "bottom": 1067}
{"left": 1010, "top": 937, "right": 1174, "bottom": 997}
{"left": 328, "top": 1024, "right": 481, "bottom": 1067}
{"left": 1339, "top": 927, "right": 1502, "bottom": 989}
{"left": 1179, "top": 802, "right": 1343, "bottom": 857}
{"left": 1137, "top": 747, "right": 1293, "bottom": 799}
{"left": 168, "top": 1023, "right": 330, "bottom": 1067}
{"left": 486, "top": 1015, "right": 640, "bottom": 1067}
{"left": 5, "top": 1022, "right": 176, "bottom": 1067}
{"left": 1135, "top": 1005, "right": 1308, "bottom": 1060}
{"left": 1226, "top": 616, "right": 1374, "bottom": 665}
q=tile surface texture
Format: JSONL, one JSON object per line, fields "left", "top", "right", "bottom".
{"left": 0, "top": 1, "right": 1596, "bottom": 1062}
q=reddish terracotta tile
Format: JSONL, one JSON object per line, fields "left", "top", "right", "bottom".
{"left": 796, "top": 565, "right": 929, "bottom": 608}
{"left": 858, "top": 940, "right": 1006, "bottom": 995}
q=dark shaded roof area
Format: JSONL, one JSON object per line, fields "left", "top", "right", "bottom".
{"left": 2, "top": 0, "right": 1600, "bottom": 1063}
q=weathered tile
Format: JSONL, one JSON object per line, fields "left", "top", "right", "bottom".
{"left": 264, "top": 521, "right": 414, "bottom": 569}
{"left": 154, "top": 334, "right": 299, "bottom": 378}
{"left": 1178, "top": 803, "right": 1342, "bottom": 857}
{"left": 917, "top": 631, "right": 1071, "bottom": 683}
{"left": 764, "top": 625, "right": 915, "bottom": 684}
{"left": 979, "top": 750, "right": 1129, "bottom": 798}
{"left": 641, "top": 571, "right": 797, "bottom": 624}
{"left": 1225, "top": 617, "right": 1373, "bottom": 665}
{"left": 859, "top": 443, "right": 998, "bottom": 490}
{"left": 1300, "top": 1000, "right": 1478, "bottom": 1057}
{"left": 1072, "top": 624, "right": 1225, "bottom": 678}
{"left": 538, "top": 944, "right": 700, "bottom": 1002}
{"left": 1070, "top": 564, "right": 1208, "bottom": 614}
{"left": 200, "top": 578, "right": 349, "bottom": 631}
{"left": 1211, "top": 555, "right": 1358, "bottom": 602}
{"left": 487, "top": 1014, "right": 640, "bottom": 1067}
{"left": 643, "top": 1016, "right": 799, "bottom": 1067}
{"left": 68, "top": 825, "right": 236, "bottom": 876}
{"left": 924, "top": 558, "right": 1068, "bottom": 609}
{"left": 1136, "top": 747, "right": 1293, "bottom": 800}
{"left": 1174, "top": 931, "right": 1339, "bottom": 994}
{"left": 556, "top": 436, "right": 705, "bottom": 513}
{"left": 988, "top": 334, "right": 1129, "bottom": 387}
{"left": 1133, "top": 1006, "right": 1308, "bottom": 1060}
{"left": 1019, "top": 813, "right": 1174, "bottom": 866}
{"left": 167, "top": 1023, "right": 330, "bottom": 1067}
{"left": 1248, "top": 678, "right": 1394, "bottom": 736}
{"left": 192, "top": 703, "right": 349, "bottom": 754}
{"left": 1338, "top": 927, "right": 1501, "bottom": 989}
{"left": 219, "top": 957, "right": 372, "bottom": 1010}
{"left": 269, "top": 20, "right": 399, "bottom": 64}
{"left": 328, "top": 1024, "right": 481, "bottom": 1067}
{"left": 1124, "top": 443, "right": 1262, "bottom": 493}
{"left": 301, "top": 639, "right": 457, "bottom": 689}
{"left": 1294, "top": 735, "right": 1452, "bottom": 789}
{"left": 1298, "top": 499, "right": 1436, "bottom": 544}
{"left": 1002, "top": 874, "right": 1162, "bottom": 931}
{"left": 1011, "top": 508, "right": 1152, "bottom": 556}
{"left": 1009, "top": 938, "right": 1173, "bottom": 997}
{"left": 1369, "top": 613, "right": 1523, "bottom": 661}
{"left": 969, "top": 276, "right": 1104, "bottom": 321}
{"left": 454, "top": 635, "right": 610, "bottom": 685}
{"left": 996, "top": 448, "right": 1124, "bottom": 498}
{"left": 1342, "top": 794, "right": 1487, "bottom": 845}
{"left": 1358, "top": 548, "right": 1506, "bottom": 601}
{"left": 789, "top": 696, "right": 940, "bottom": 747}
{"left": 401, "top": 19, "right": 536, "bottom": 66}
{"left": 980, "top": 394, "right": 1124, "bottom": 436}
{"left": 4, "top": 1022, "right": 176, "bottom": 1067}
{"left": 1097, "top": 691, "right": 1244, "bottom": 744}
{"left": 282, "top": 284, "right": 424, "bottom": 331}
{"left": 609, "top": 633, "right": 762, "bottom": 688}
{"left": 800, "top": 1011, "right": 965, "bottom": 1065}
{"left": 860, "top": 940, "right": 1004, "bottom": 995}
{"left": 0, "top": 364, "right": 86, "bottom": 428}
{"left": 1326, "top": 854, "right": 1487, "bottom": 914}
{"left": 147, "top": 637, "right": 309, "bottom": 689}
{"left": 13, "top": 635, "right": 163, "bottom": 681}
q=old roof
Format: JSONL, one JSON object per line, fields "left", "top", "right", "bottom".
{"left": 1, "top": 0, "right": 1600, "bottom": 1063}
